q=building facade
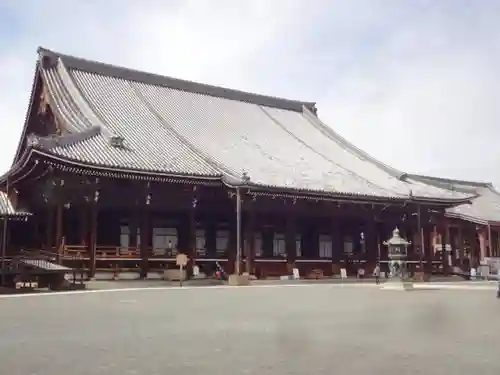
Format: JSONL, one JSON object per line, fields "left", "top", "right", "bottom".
{"left": 1, "top": 47, "right": 498, "bottom": 280}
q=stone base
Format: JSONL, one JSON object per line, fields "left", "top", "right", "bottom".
{"left": 51, "top": 281, "right": 87, "bottom": 291}
{"left": 242, "top": 272, "right": 258, "bottom": 281}
{"left": 164, "top": 269, "right": 187, "bottom": 281}
{"left": 228, "top": 274, "right": 250, "bottom": 286}
{"left": 381, "top": 279, "right": 414, "bottom": 291}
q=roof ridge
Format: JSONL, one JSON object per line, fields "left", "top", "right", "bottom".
{"left": 301, "top": 106, "right": 405, "bottom": 179}
{"left": 57, "top": 59, "right": 121, "bottom": 142}
{"left": 39, "top": 56, "right": 125, "bottom": 148}
{"left": 37, "top": 47, "right": 316, "bottom": 113}
{"left": 406, "top": 173, "right": 493, "bottom": 188}
{"left": 11, "top": 62, "right": 41, "bottom": 166}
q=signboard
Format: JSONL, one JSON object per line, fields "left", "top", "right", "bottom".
{"left": 292, "top": 268, "right": 300, "bottom": 280}
{"left": 340, "top": 268, "right": 347, "bottom": 280}
{"left": 193, "top": 265, "right": 200, "bottom": 277}
{"left": 176, "top": 253, "right": 188, "bottom": 287}
{"left": 483, "top": 257, "right": 500, "bottom": 274}
{"left": 176, "top": 253, "right": 188, "bottom": 267}
{"left": 470, "top": 268, "right": 477, "bottom": 280}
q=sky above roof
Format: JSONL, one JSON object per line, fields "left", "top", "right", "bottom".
{"left": 0, "top": 0, "right": 499, "bottom": 186}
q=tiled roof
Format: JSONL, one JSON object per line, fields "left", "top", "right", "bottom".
{"left": 407, "top": 175, "right": 500, "bottom": 225}
{"left": 0, "top": 191, "right": 30, "bottom": 217}
{"left": 24, "top": 47, "right": 472, "bottom": 202}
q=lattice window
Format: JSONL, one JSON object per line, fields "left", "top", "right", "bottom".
{"left": 273, "top": 233, "right": 286, "bottom": 257}
{"left": 344, "top": 236, "right": 353, "bottom": 254}
{"left": 254, "top": 233, "right": 263, "bottom": 257}
{"left": 216, "top": 230, "right": 230, "bottom": 257}
{"left": 153, "top": 227, "right": 178, "bottom": 256}
{"left": 319, "top": 234, "right": 332, "bottom": 258}
{"left": 296, "top": 235, "right": 302, "bottom": 257}
{"left": 120, "top": 226, "right": 140, "bottom": 255}
{"left": 195, "top": 229, "right": 206, "bottom": 257}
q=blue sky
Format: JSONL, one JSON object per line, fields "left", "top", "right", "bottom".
{"left": 1, "top": 0, "right": 500, "bottom": 185}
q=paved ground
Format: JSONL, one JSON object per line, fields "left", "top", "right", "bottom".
{"left": 82, "top": 276, "right": 496, "bottom": 291}
{"left": 1, "top": 284, "right": 499, "bottom": 375}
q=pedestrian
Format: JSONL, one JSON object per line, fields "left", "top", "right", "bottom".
{"left": 374, "top": 263, "right": 381, "bottom": 285}
{"left": 497, "top": 269, "right": 500, "bottom": 299}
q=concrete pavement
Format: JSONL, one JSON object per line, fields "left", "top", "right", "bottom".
{"left": 1, "top": 282, "right": 499, "bottom": 375}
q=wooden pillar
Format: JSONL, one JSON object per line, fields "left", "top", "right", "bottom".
{"left": 139, "top": 182, "right": 152, "bottom": 278}
{"left": 378, "top": 223, "right": 388, "bottom": 261}
{"left": 244, "top": 206, "right": 255, "bottom": 274}
{"left": 331, "top": 220, "right": 343, "bottom": 275}
{"left": 45, "top": 206, "right": 54, "bottom": 250}
{"left": 405, "top": 226, "right": 414, "bottom": 260}
{"left": 441, "top": 224, "right": 450, "bottom": 275}
{"left": 188, "top": 204, "right": 196, "bottom": 263}
{"left": 285, "top": 212, "right": 297, "bottom": 268}
{"left": 494, "top": 229, "right": 500, "bottom": 257}
{"left": 54, "top": 203, "right": 63, "bottom": 261}
{"left": 365, "top": 220, "right": 377, "bottom": 263}
{"left": 228, "top": 218, "right": 237, "bottom": 275}
{"left": 128, "top": 211, "right": 138, "bottom": 248}
{"left": 477, "top": 227, "right": 488, "bottom": 263}
{"left": 31, "top": 215, "right": 39, "bottom": 249}
{"left": 79, "top": 206, "right": 89, "bottom": 247}
{"left": 449, "top": 226, "right": 458, "bottom": 267}
{"left": 331, "top": 220, "right": 342, "bottom": 261}
{"left": 456, "top": 226, "right": 464, "bottom": 267}
{"left": 206, "top": 219, "right": 217, "bottom": 259}
{"left": 139, "top": 209, "right": 150, "bottom": 279}
{"left": 423, "top": 224, "right": 432, "bottom": 274}
{"left": 88, "top": 201, "right": 98, "bottom": 280}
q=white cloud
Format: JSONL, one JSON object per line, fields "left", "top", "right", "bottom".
{"left": 1, "top": 1, "right": 500, "bottom": 186}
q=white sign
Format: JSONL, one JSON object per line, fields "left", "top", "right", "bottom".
{"left": 292, "top": 268, "right": 300, "bottom": 280}
{"left": 176, "top": 253, "right": 188, "bottom": 266}
{"left": 340, "top": 268, "right": 347, "bottom": 279}
{"left": 483, "top": 257, "right": 500, "bottom": 274}
{"left": 470, "top": 268, "right": 477, "bottom": 280}
{"left": 193, "top": 265, "right": 199, "bottom": 277}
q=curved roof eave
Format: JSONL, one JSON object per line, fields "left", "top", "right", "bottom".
{"left": 222, "top": 177, "right": 474, "bottom": 206}
{"left": 32, "top": 149, "right": 225, "bottom": 181}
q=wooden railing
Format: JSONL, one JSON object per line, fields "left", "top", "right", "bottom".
{"left": 63, "top": 245, "right": 142, "bottom": 259}
{"left": 61, "top": 245, "right": 198, "bottom": 260}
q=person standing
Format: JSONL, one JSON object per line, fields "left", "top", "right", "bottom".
{"left": 497, "top": 269, "right": 500, "bottom": 299}
{"left": 374, "top": 263, "right": 381, "bottom": 285}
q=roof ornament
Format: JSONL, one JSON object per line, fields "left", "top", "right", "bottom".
{"left": 241, "top": 170, "right": 251, "bottom": 184}
{"left": 39, "top": 50, "right": 58, "bottom": 69}
{"left": 26, "top": 134, "right": 41, "bottom": 147}
{"left": 109, "top": 136, "right": 125, "bottom": 148}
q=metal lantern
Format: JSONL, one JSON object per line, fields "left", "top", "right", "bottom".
{"left": 383, "top": 227, "right": 411, "bottom": 282}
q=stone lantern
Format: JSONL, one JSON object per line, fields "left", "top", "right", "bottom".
{"left": 382, "top": 227, "right": 414, "bottom": 291}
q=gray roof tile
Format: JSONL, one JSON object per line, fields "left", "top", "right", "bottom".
{"left": 408, "top": 175, "right": 500, "bottom": 224}
{"left": 0, "top": 192, "right": 30, "bottom": 217}
{"left": 29, "top": 48, "right": 472, "bottom": 202}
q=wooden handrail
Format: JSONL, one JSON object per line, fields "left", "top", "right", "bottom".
{"left": 61, "top": 245, "right": 200, "bottom": 259}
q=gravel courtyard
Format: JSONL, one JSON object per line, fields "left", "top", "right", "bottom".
{"left": 1, "top": 284, "right": 499, "bottom": 375}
